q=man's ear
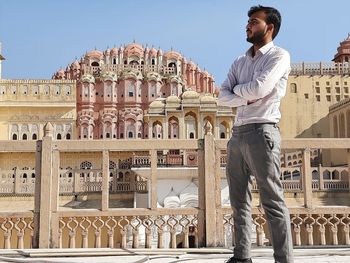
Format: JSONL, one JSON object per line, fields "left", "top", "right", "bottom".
{"left": 267, "top": 24, "right": 274, "bottom": 35}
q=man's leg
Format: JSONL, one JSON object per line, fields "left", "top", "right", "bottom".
{"left": 226, "top": 135, "right": 253, "bottom": 260}
{"left": 244, "top": 125, "right": 293, "bottom": 263}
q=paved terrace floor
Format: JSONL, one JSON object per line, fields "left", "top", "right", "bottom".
{"left": 0, "top": 247, "right": 349, "bottom": 263}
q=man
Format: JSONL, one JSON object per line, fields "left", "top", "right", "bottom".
{"left": 218, "top": 5, "right": 293, "bottom": 263}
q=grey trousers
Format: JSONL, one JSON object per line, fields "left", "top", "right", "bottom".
{"left": 226, "top": 123, "right": 294, "bottom": 263}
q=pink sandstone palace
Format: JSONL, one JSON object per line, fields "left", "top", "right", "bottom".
{"left": 53, "top": 43, "right": 217, "bottom": 140}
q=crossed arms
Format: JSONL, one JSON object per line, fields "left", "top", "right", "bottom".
{"left": 218, "top": 50, "right": 290, "bottom": 107}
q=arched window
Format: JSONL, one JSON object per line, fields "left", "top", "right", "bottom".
{"left": 168, "top": 117, "right": 179, "bottom": 139}
{"left": 91, "top": 62, "right": 99, "bottom": 67}
{"left": 12, "top": 134, "right": 18, "bottom": 140}
{"left": 106, "top": 133, "right": 110, "bottom": 138}
{"left": 126, "top": 119, "right": 135, "bottom": 139}
{"left": 113, "top": 58, "right": 117, "bottom": 64}
{"left": 57, "top": 133, "right": 62, "bottom": 140}
{"left": 130, "top": 60, "right": 139, "bottom": 65}
{"left": 32, "top": 134, "right": 37, "bottom": 140}
{"left": 151, "top": 58, "right": 155, "bottom": 65}
{"left": 185, "top": 112, "right": 196, "bottom": 139}
{"left": 22, "top": 134, "right": 27, "bottom": 140}
{"left": 66, "top": 133, "right": 71, "bottom": 140}
{"left": 128, "top": 84, "right": 135, "bottom": 97}
{"left": 150, "top": 84, "right": 156, "bottom": 97}
{"left": 219, "top": 122, "right": 229, "bottom": 139}
{"left": 290, "top": 83, "right": 297, "bottom": 93}
{"left": 82, "top": 126, "right": 88, "bottom": 139}
{"left": 168, "top": 62, "right": 177, "bottom": 74}
{"left": 152, "top": 121, "right": 163, "bottom": 139}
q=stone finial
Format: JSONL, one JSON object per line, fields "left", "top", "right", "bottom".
{"left": 43, "top": 122, "right": 54, "bottom": 138}
{"left": 204, "top": 120, "right": 213, "bottom": 135}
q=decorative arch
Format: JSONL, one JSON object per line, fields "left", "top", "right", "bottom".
{"left": 219, "top": 121, "right": 229, "bottom": 139}
{"left": 168, "top": 116, "right": 179, "bottom": 139}
{"left": 168, "top": 62, "right": 177, "bottom": 74}
{"left": 152, "top": 121, "right": 163, "bottom": 139}
{"left": 185, "top": 112, "right": 197, "bottom": 139}
{"left": 290, "top": 83, "right": 297, "bottom": 93}
{"left": 126, "top": 118, "right": 136, "bottom": 138}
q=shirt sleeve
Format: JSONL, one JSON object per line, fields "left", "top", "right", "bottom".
{"left": 233, "top": 50, "right": 290, "bottom": 101}
{"left": 218, "top": 61, "right": 248, "bottom": 107}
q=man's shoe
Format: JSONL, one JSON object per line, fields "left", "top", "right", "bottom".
{"left": 225, "top": 256, "right": 252, "bottom": 263}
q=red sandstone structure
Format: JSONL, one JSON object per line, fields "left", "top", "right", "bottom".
{"left": 53, "top": 43, "right": 216, "bottom": 140}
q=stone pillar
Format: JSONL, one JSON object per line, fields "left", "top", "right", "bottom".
{"left": 179, "top": 116, "right": 185, "bottom": 139}
{"left": 50, "top": 149, "right": 60, "bottom": 248}
{"left": 14, "top": 168, "right": 20, "bottom": 194}
{"left": 318, "top": 164, "right": 324, "bottom": 190}
{"left": 33, "top": 122, "right": 55, "bottom": 248}
{"left": 197, "top": 138, "right": 205, "bottom": 246}
{"left": 73, "top": 169, "right": 80, "bottom": 193}
{"left": 102, "top": 150, "right": 109, "bottom": 211}
{"left": 197, "top": 117, "right": 202, "bottom": 139}
{"left": 215, "top": 147, "right": 224, "bottom": 246}
{"left": 163, "top": 118, "right": 168, "bottom": 139}
{"left": 348, "top": 150, "right": 350, "bottom": 194}
{"left": 149, "top": 150, "right": 158, "bottom": 209}
{"left": 148, "top": 121, "right": 153, "bottom": 139}
{"left": 197, "top": 121, "right": 217, "bottom": 247}
{"left": 302, "top": 148, "right": 312, "bottom": 208}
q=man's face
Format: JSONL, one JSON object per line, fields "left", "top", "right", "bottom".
{"left": 246, "top": 10, "right": 269, "bottom": 44}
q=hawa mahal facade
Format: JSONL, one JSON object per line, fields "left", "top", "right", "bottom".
{"left": 52, "top": 43, "right": 231, "bottom": 141}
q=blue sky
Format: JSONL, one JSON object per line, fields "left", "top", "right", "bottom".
{"left": 0, "top": 0, "right": 349, "bottom": 85}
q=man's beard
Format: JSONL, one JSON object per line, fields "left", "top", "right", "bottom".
{"left": 246, "top": 28, "right": 267, "bottom": 44}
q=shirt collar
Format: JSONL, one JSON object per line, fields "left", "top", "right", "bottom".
{"left": 246, "top": 41, "right": 274, "bottom": 58}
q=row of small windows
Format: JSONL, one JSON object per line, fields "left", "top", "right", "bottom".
{"left": 315, "top": 81, "right": 348, "bottom": 86}
{"left": 92, "top": 60, "right": 176, "bottom": 67}
{"left": 12, "top": 133, "right": 71, "bottom": 140}
{"left": 314, "top": 86, "right": 349, "bottom": 93}
{"left": 81, "top": 85, "right": 177, "bottom": 98}
{"left": 291, "top": 83, "right": 349, "bottom": 98}
{"left": 11, "top": 123, "right": 73, "bottom": 140}
{"left": 307, "top": 94, "right": 348, "bottom": 102}
{"left": 0, "top": 86, "right": 71, "bottom": 96}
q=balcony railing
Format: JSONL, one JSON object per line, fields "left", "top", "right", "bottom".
{"left": 290, "top": 62, "right": 350, "bottom": 75}
{"left": 83, "top": 64, "right": 177, "bottom": 77}
{"left": 0, "top": 125, "right": 349, "bottom": 249}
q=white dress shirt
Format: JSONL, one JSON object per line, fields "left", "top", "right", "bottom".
{"left": 218, "top": 41, "right": 290, "bottom": 126}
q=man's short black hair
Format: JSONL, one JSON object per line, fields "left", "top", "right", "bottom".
{"left": 248, "top": 5, "right": 281, "bottom": 39}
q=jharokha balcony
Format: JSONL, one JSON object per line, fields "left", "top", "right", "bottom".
{"left": 0, "top": 122, "right": 349, "bottom": 250}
